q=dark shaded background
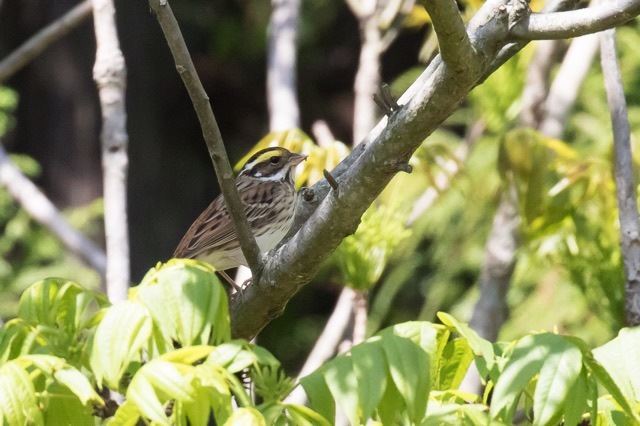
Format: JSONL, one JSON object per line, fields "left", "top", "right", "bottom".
{"left": 0, "top": 0, "right": 425, "bottom": 371}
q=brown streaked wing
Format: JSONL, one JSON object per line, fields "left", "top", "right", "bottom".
{"left": 173, "top": 177, "right": 279, "bottom": 259}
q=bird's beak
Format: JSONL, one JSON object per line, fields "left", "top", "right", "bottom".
{"left": 289, "top": 153, "right": 308, "bottom": 166}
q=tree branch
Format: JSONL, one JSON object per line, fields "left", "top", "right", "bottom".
{"left": 539, "top": 32, "right": 599, "bottom": 138}
{"left": 0, "top": 144, "right": 107, "bottom": 277}
{"left": 600, "top": 29, "right": 640, "bottom": 326}
{"left": 148, "top": 0, "right": 263, "bottom": 276}
{"left": 92, "top": 0, "right": 130, "bottom": 302}
{"left": 423, "top": 0, "right": 478, "bottom": 75}
{"left": 0, "top": 0, "right": 92, "bottom": 83}
{"left": 267, "top": 0, "right": 301, "bottom": 131}
{"left": 510, "top": 0, "right": 640, "bottom": 40}
{"left": 229, "top": 0, "right": 529, "bottom": 339}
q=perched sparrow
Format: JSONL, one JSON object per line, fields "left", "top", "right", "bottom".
{"left": 174, "top": 147, "right": 307, "bottom": 290}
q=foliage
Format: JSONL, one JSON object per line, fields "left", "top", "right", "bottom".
{"left": 0, "top": 265, "right": 639, "bottom": 425}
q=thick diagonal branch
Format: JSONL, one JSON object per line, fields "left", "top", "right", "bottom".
{"left": 600, "top": 29, "right": 640, "bottom": 326}
{"left": 148, "top": 0, "right": 262, "bottom": 275}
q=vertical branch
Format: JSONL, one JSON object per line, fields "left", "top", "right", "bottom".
{"left": 267, "top": 0, "right": 301, "bottom": 131}
{"left": 92, "top": 0, "right": 130, "bottom": 302}
{"left": 353, "top": 1, "right": 384, "bottom": 144}
{"left": 538, "top": 33, "right": 599, "bottom": 138}
{"left": 600, "top": 29, "right": 640, "bottom": 326}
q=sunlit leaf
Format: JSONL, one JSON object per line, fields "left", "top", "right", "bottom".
{"left": 324, "top": 356, "right": 360, "bottom": 425}
{"left": 380, "top": 331, "right": 429, "bottom": 423}
{"left": 532, "top": 338, "right": 582, "bottom": 425}
{"left": 90, "top": 300, "right": 153, "bottom": 389}
{"left": 352, "top": 341, "right": 387, "bottom": 420}
{"left": 224, "top": 407, "right": 267, "bottom": 426}
{"left": 0, "top": 361, "right": 43, "bottom": 425}
{"left": 137, "top": 259, "right": 230, "bottom": 348}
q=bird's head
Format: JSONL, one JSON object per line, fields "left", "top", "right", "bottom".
{"left": 239, "top": 147, "right": 307, "bottom": 183}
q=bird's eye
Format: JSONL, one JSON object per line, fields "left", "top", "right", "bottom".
{"left": 270, "top": 156, "right": 280, "bottom": 165}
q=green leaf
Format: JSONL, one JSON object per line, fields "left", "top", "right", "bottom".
{"left": 107, "top": 399, "right": 141, "bottom": 426}
{"left": 42, "top": 383, "right": 95, "bottom": 426}
{"left": 137, "top": 259, "right": 230, "bottom": 348}
{"left": 593, "top": 327, "right": 640, "bottom": 403}
{"left": 584, "top": 353, "right": 637, "bottom": 421}
{"left": 127, "top": 360, "right": 197, "bottom": 424}
{"left": 563, "top": 369, "right": 588, "bottom": 426}
{"left": 532, "top": 337, "right": 582, "bottom": 426}
{"left": 300, "top": 369, "right": 335, "bottom": 423}
{"left": 324, "top": 355, "right": 360, "bottom": 425}
{"left": 158, "top": 345, "right": 214, "bottom": 364}
{"left": 90, "top": 300, "right": 153, "bottom": 389}
{"left": 376, "top": 372, "right": 404, "bottom": 425}
{"left": 0, "top": 361, "right": 43, "bottom": 426}
{"left": 380, "top": 331, "right": 430, "bottom": 423}
{"left": 437, "top": 337, "right": 474, "bottom": 390}
{"left": 490, "top": 333, "right": 553, "bottom": 421}
{"left": 16, "top": 355, "right": 102, "bottom": 406}
{"left": 437, "top": 312, "right": 495, "bottom": 374}
{"left": 352, "top": 341, "right": 387, "bottom": 421}
{"left": 223, "top": 407, "right": 267, "bottom": 426}
{"left": 285, "top": 403, "right": 332, "bottom": 426}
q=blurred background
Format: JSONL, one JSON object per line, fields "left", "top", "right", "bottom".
{"left": 0, "top": 0, "right": 639, "bottom": 375}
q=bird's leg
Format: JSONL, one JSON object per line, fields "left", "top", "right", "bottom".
{"left": 217, "top": 270, "right": 243, "bottom": 293}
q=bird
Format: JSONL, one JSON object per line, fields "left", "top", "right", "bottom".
{"left": 174, "top": 147, "right": 308, "bottom": 291}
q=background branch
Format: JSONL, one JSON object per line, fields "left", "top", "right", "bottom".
{"left": 92, "top": 0, "right": 130, "bottom": 302}
{"left": 539, "top": 32, "right": 599, "bottom": 137}
{"left": 148, "top": 0, "right": 263, "bottom": 276}
{"left": 0, "top": 0, "right": 92, "bottom": 83}
{"left": 600, "top": 28, "right": 640, "bottom": 326}
{"left": 0, "top": 143, "right": 107, "bottom": 277}
{"left": 267, "top": 0, "right": 301, "bottom": 131}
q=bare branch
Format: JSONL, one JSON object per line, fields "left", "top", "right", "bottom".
{"left": 267, "top": 0, "right": 301, "bottom": 130}
{"left": 0, "top": 1, "right": 92, "bottom": 83}
{"left": 600, "top": 29, "right": 640, "bottom": 326}
{"left": 230, "top": 0, "right": 525, "bottom": 339}
{"left": 223, "top": 0, "right": 640, "bottom": 339}
{"left": 0, "top": 144, "right": 107, "bottom": 277}
{"left": 148, "top": 0, "right": 263, "bottom": 276}
{"left": 423, "top": 0, "right": 478, "bottom": 75}
{"left": 92, "top": 0, "right": 130, "bottom": 302}
{"left": 539, "top": 32, "right": 599, "bottom": 138}
{"left": 510, "top": 0, "right": 640, "bottom": 40}
{"left": 519, "top": 40, "right": 559, "bottom": 128}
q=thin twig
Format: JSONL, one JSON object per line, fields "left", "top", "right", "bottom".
{"left": 510, "top": 0, "right": 640, "bottom": 40}
{"left": 0, "top": 144, "right": 107, "bottom": 277}
{"left": 148, "top": 0, "right": 263, "bottom": 276}
{"left": 92, "top": 0, "right": 130, "bottom": 302}
{"left": 600, "top": 29, "right": 640, "bottom": 326}
{"left": 0, "top": 1, "right": 92, "bottom": 83}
